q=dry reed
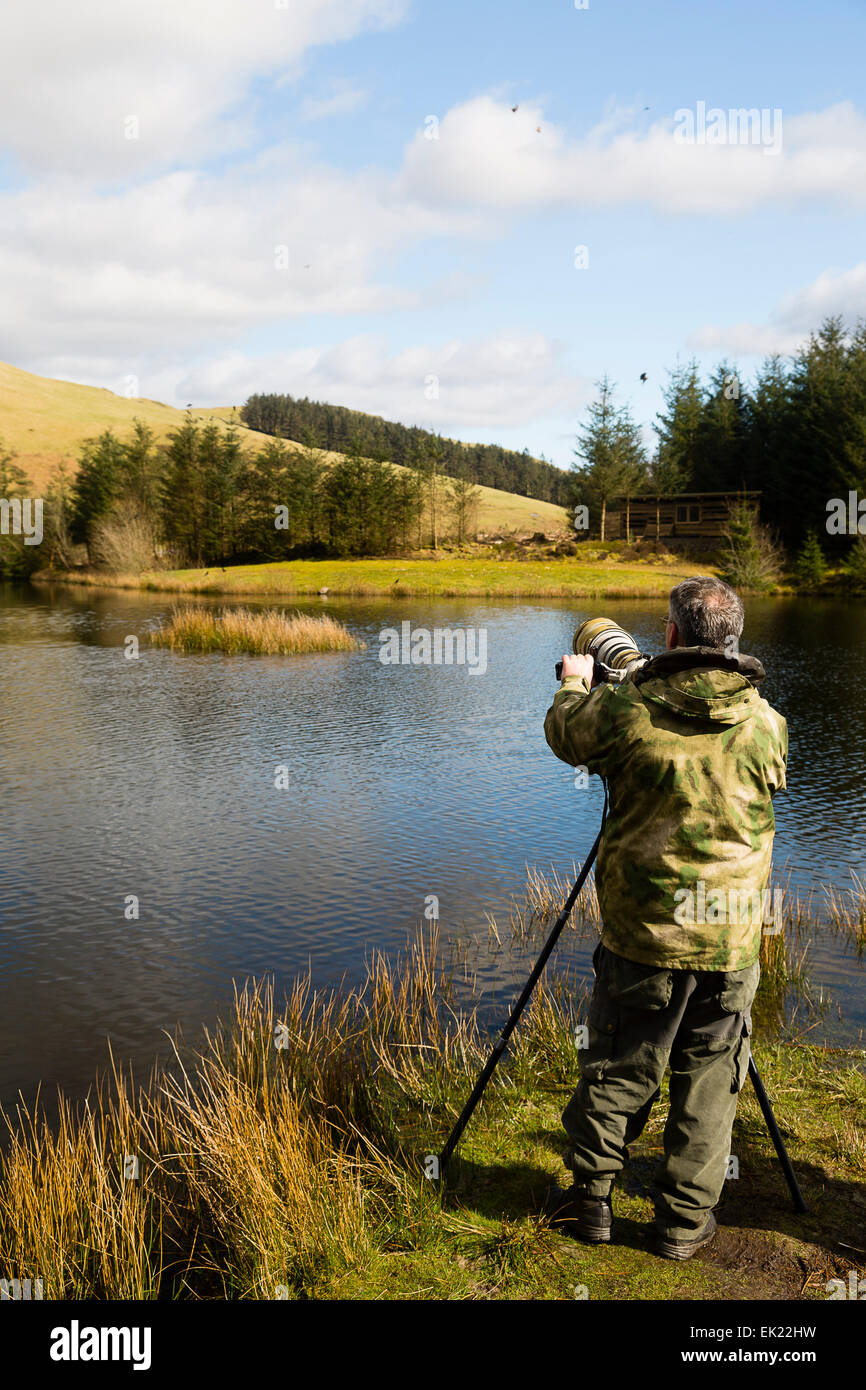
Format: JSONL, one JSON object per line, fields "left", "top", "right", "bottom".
{"left": 150, "top": 605, "right": 363, "bottom": 655}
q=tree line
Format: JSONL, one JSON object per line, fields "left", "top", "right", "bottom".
{"left": 240, "top": 393, "right": 569, "bottom": 505}
{"left": 571, "top": 316, "right": 866, "bottom": 555}
{"left": 0, "top": 418, "right": 484, "bottom": 577}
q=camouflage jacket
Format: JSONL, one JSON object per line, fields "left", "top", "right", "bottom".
{"left": 544, "top": 647, "right": 788, "bottom": 971}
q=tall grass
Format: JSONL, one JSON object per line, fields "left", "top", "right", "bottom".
{"left": 0, "top": 928, "right": 478, "bottom": 1299}
{"left": 824, "top": 871, "right": 866, "bottom": 953}
{"left": 150, "top": 604, "right": 363, "bottom": 655}
{"left": 0, "top": 872, "right": 861, "bottom": 1299}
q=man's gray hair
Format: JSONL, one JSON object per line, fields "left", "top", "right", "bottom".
{"left": 669, "top": 575, "right": 744, "bottom": 650}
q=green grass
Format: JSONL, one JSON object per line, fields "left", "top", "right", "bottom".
{"left": 38, "top": 552, "right": 713, "bottom": 600}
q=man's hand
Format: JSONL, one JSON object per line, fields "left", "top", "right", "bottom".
{"left": 560, "top": 652, "right": 595, "bottom": 686}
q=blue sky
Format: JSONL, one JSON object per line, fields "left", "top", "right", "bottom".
{"left": 1, "top": 0, "right": 864, "bottom": 469}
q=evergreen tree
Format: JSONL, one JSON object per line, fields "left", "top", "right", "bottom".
{"left": 200, "top": 421, "right": 243, "bottom": 562}
{"left": 69, "top": 430, "right": 128, "bottom": 545}
{"left": 691, "top": 361, "right": 749, "bottom": 492}
{"left": 236, "top": 436, "right": 291, "bottom": 558}
{"left": 720, "top": 495, "right": 783, "bottom": 592}
{"left": 784, "top": 316, "right": 864, "bottom": 549}
{"left": 794, "top": 531, "right": 827, "bottom": 587}
{"left": 571, "top": 377, "right": 648, "bottom": 540}
{"left": 651, "top": 358, "right": 703, "bottom": 493}
{"left": 744, "top": 354, "right": 791, "bottom": 517}
{"left": 160, "top": 415, "right": 205, "bottom": 565}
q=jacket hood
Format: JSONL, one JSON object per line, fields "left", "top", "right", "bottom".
{"left": 632, "top": 646, "right": 766, "bottom": 725}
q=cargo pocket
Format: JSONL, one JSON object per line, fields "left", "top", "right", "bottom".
{"left": 719, "top": 958, "right": 761, "bottom": 1015}
{"left": 581, "top": 991, "right": 618, "bottom": 1083}
{"left": 731, "top": 1016, "right": 752, "bottom": 1093}
{"left": 602, "top": 949, "right": 673, "bottom": 1013}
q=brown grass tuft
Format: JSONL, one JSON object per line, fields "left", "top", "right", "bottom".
{"left": 150, "top": 604, "right": 364, "bottom": 655}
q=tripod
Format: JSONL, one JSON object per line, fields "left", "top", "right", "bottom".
{"left": 438, "top": 817, "right": 807, "bottom": 1215}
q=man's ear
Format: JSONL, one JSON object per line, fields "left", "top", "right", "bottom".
{"left": 666, "top": 621, "right": 680, "bottom": 650}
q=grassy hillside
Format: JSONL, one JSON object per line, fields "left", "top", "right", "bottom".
{"left": 0, "top": 360, "right": 571, "bottom": 537}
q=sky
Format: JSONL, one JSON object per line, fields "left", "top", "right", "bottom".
{"left": 0, "top": 0, "right": 864, "bottom": 469}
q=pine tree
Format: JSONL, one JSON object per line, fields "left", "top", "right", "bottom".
{"left": 691, "top": 361, "right": 749, "bottom": 492}
{"left": 651, "top": 358, "right": 703, "bottom": 493}
{"left": 69, "top": 430, "right": 127, "bottom": 546}
{"left": 160, "top": 415, "right": 204, "bottom": 565}
{"left": 784, "top": 316, "right": 861, "bottom": 549}
{"left": 744, "top": 354, "right": 790, "bottom": 517}
{"left": 794, "top": 531, "right": 827, "bottom": 588}
{"left": 720, "top": 495, "right": 783, "bottom": 592}
{"left": 571, "top": 377, "right": 648, "bottom": 541}
{"left": 122, "top": 420, "right": 164, "bottom": 520}
{"left": 237, "top": 436, "right": 292, "bottom": 558}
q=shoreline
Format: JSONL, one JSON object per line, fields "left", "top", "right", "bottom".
{"left": 34, "top": 555, "right": 739, "bottom": 601}
{"left": 1, "top": 870, "right": 863, "bottom": 1300}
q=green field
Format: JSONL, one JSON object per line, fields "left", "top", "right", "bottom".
{"left": 39, "top": 553, "right": 714, "bottom": 599}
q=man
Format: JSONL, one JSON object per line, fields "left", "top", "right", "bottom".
{"left": 543, "top": 575, "right": 787, "bottom": 1260}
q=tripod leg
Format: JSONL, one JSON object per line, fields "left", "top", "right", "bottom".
{"left": 748, "top": 1056, "right": 808, "bottom": 1214}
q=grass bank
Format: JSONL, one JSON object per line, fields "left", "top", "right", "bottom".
{"left": 35, "top": 553, "right": 714, "bottom": 600}
{"left": 1, "top": 870, "right": 863, "bottom": 1301}
{"left": 150, "top": 605, "right": 363, "bottom": 655}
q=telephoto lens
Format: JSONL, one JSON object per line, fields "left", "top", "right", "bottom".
{"left": 555, "top": 617, "right": 648, "bottom": 684}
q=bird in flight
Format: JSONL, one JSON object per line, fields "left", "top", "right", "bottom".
{"left": 640, "top": 372, "right": 648, "bottom": 382}
{"left": 511, "top": 105, "right": 518, "bottom": 112}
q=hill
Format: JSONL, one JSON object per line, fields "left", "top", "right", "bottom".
{"left": 241, "top": 390, "right": 571, "bottom": 505}
{"left": 0, "top": 361, "right": 570, "bottom": 538}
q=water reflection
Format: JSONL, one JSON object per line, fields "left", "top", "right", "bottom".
{"left": 0, "top": 582, "right": 864, "bottom": 1112}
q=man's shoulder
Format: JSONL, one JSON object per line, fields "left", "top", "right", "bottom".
{"left": 754, "top": 695, "right": 788, "bottom": 741}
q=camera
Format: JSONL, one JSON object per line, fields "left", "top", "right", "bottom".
{"left": 555, "top": 617, "right": 649, "bottom": 684}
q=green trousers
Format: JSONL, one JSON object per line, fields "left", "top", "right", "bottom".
{"left": 563, "top": 942, "right": 759, "bottom": 1239}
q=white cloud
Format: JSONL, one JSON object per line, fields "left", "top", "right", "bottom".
{"left": 689, "top": 261, "right": 866, "bottom": 356}
{"left": 0, "top": 0, "right": 404, "bottom": 175}
{"left": 88, "top": 332, "right": 591, "bottom": 430}
{"left": 0, "top": 154, "right": 483, "bottom": 366}
{"left": 399, "top": 96, "right": 866, "bottom": 214}
{"left": 299, "top": 82, "right": 369, "bottom": 122}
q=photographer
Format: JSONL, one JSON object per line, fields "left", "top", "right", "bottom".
{"left": 543, "top": 576, "right": 787, "bottom": 1259}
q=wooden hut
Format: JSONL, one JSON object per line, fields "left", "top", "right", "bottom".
{"left": 604, "top": 491, "right": 761, "bottom": 544}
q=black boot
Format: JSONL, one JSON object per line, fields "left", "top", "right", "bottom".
{"left": 542, "top": 1184, "right": 613, "bottom": 1243}
{"left": 654, "top": 1211, "right": 717, "bottom": 1260}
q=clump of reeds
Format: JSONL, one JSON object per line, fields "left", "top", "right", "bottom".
{"left": 824, "top": 872, "right": 866, "bottom": 954}
{"left": 0, "top": 927, "right": 485, "bottom": 1299}
{"left": 0, "top": 1049, "right": 172, "bottom": 1299}
{"left": 150, "top": 604, "right": 363, "bottom": 655}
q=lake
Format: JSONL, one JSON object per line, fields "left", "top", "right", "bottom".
{"left": 1, "top": 581, "right": 864, "bottom": 1114}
